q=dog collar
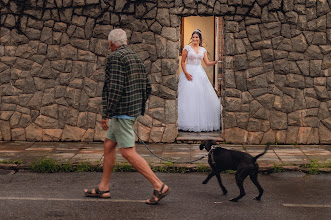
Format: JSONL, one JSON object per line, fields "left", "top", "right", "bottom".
{"left": 209, "top": 145, "right": 219, "bottom": 165}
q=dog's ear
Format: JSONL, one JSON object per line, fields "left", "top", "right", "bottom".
{"left": 205, "top": 140, "right": 217, "bottom": 151}
{"left": 199, "top": 141, "right": 206, "bottom": 150}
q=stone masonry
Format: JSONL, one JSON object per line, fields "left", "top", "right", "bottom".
{"left": 0, "top": 0, "right": 330, "bottom": 144}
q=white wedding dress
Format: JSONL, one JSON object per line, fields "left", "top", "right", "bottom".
{"left": 178, "top": 45, "right": 221, "bottom": 132}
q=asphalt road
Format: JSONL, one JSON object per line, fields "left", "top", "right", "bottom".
{"left": 0, "top": 170, "right": 330, "bottom": 220}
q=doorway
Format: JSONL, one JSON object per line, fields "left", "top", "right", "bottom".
{"left": 177, "top": 16, "right": 224, "bottom": 142}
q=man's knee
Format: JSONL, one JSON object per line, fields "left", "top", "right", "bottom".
{"left": 104, "top": 138, "right": 116, "bottom": 152}
{"left": 119, "top": 147, "right": 135, "bottom": 160}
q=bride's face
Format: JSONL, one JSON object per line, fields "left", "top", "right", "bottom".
{"left": 192, "top": 34, "right": 200, "bottom": 45}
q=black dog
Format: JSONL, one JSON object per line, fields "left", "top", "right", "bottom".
{"left": 200, "top": 140, "right": 270, "bottom": 202}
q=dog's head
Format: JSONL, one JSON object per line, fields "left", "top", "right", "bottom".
{"left": 199, "top": 140, "right": 217, "bottom": 152}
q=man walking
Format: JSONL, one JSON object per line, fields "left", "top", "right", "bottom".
{"left": 84, "top": 29, "right": 170, "bottom": 205}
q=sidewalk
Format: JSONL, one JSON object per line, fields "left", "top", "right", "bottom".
{"left": 0, "top": 141, "right": 330, "bottom": 173}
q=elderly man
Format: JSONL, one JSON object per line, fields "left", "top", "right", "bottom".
{"left": 84, "top": 29, "right": 170, "bottom": 205}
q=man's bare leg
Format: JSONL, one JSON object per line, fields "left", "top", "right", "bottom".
{"left": 120, "top": 147, "right": 169, "bottom": 202}
{"left": 84, "top": 138, "right": 116, "bottom": 197}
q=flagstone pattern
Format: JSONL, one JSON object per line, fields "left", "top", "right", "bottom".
{"left": 0, "top": 0, "right": 331, "bottom": 144}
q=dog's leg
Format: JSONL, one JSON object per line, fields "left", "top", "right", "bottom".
{"left": 202, "top": 171, "right": 216, "bottom": 184}
{"left": 249, "top": 171, "right": 264, "bottom": 201}
{"left": 215, "top": 173, "right": 227, "bottom": 195}
{"left": 230, "top": 170, "right": 249, "bottom": 202}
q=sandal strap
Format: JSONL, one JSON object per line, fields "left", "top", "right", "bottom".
{"left": 93, "top": 187, "right": 109, "bottom": 195}
{"left": 149, "top": 196, "right": 157, "bottom": 203}
{"left": 159, "top": 184, "right": 165, "bottom": 194}
{"left": 153, "top": 189, "right": 160, "bottom": 197}
{"left": 152, "top": 184, "right": 165, "bottom": 198}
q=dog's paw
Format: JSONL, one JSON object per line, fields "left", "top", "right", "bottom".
{"left": 202, "top": 181, "right": 208, "bottom": 184}
{"left": 229, "top": 198, "right": 238, "bottom": 202}
{"left": 222, "top": 190, "right": 228, "bottom": 195}
{"left": 254, "top": 197, "right": 261, "bottom": 201}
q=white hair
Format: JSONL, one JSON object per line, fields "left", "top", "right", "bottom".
{"left": 108, "top": 29, "right": 127, "bottom": 46}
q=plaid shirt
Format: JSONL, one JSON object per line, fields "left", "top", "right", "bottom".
{"left": 102, "top": 45, "right": 151, "bottom": 119}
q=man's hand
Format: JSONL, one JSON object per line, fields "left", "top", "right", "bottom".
{"left": 101, "top": 118, "right": 109, "bottom": 131}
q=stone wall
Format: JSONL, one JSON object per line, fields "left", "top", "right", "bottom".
{"left": 0, "top": 0, "right": 331, "bottom": 144}
{"left": 220, "top": 0, "right": 331, "bottom": 144}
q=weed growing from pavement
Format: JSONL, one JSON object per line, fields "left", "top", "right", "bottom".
{"left": 195, "top": 165, "right": 210, "bottom": 173}
{"left": 0, "top": 160, "right": 23, "bottom": 164}
{"left": 113, "top": 162, "right": 136, "bottom": 172}
{"left": 272, "top": 164, "right": 284, "bottom": 173}
{"left": 60, "top": 162, "right": 75, "bottom": 172}
{"left": 24, "top": 158, "right": 331, "bottom": 174}
{"left": 31, "top": 158, "right": 100, "bottom": 173}
{"left": 76, "top": 161, "right": 100, "bottom": 172}
{"left": 31, "top": 158, "right": 59, "bottom": 173}
{"left": 302, "top": 160, "right": 320, "bottom": 175}
{"left": 224, "top": 170, "right": 236, "bottom": 174}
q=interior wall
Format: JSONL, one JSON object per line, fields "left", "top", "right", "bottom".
{"left": 178, "top": 16, "right": 215, "bottom": 85}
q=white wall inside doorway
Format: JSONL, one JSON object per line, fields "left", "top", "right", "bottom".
{"left": 178, "top": 16, "right": 215, "bottom": 86}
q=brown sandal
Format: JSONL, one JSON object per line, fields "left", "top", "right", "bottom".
{"left": 146, "top": 184, "right": 170, "bottom": 205}
{"left": 84, "top": 187, "right": 111, "bottom": 199}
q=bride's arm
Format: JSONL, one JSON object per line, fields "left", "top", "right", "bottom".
{"left": 203, "top": 52, "right": 217, "bottom": 66}
{"left": 181, "top": 49, "right": 192, "bottom": 81}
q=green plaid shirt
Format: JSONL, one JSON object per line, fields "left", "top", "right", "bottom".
{"left": 102, "top": 45, "right": 151, "bottom": 119}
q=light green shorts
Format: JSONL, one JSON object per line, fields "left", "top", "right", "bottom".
{"left": 105, "top": 118, "right": 136, "bottom": 148}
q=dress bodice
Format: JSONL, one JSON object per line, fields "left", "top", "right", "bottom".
{"left": 183, "top": 45, "right": 206, "bottom": 65}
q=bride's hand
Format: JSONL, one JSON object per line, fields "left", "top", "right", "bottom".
{"left": 185, "top": 73, "right": 193, "bottom": 81}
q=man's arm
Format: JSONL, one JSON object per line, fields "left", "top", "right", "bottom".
{"left": 102, "top": 55, "right": 125, "bottom": 119}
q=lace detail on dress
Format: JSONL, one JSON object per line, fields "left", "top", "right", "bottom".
{"left": 183, "top": 45, "right": 206, "bottom": 65}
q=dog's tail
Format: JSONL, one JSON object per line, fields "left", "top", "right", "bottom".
{"left": 252, "top": 144, "right": 270, "bottom": 163}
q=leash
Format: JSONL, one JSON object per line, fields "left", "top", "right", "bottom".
{"left": 134, "top": 130, "right": 210, "bottom": 164}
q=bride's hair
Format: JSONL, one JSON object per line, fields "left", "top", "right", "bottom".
{"left": 191, "top": 29, "right": 202, "bottom": 46}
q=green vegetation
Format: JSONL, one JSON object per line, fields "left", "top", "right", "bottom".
{"left": 223, "top": 170, "right": 236, "bottom": 174}
{"left": 302, "top": 160, "right": 320, "bottom": 175}
{"left": 113, "top": 162, "right": 136, "bottom": 172}
{"left": 14, "top": 157, "right": 331, "bottom": 175}
{"left": 195, "top": 165, "right": 210, "bottom": 173}
{"left": 0, "top": 160, "right": 23, "bottom": 165}
{"left": 272, "top": 164, "right": 284, "bottom": 173}
{"left": 31, "top": 158, "right": 101, "bottom": 173}
{"left": 31, "top": 158, "right": 59, "bottom": 173}
{"left": 76, "top": 161, "right": 101, "bottom": 172}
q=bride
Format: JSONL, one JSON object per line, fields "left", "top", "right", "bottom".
{"left": 178, "top": 29, "right": 221, "bottom": 132}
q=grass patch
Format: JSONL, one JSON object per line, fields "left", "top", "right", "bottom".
{"left": 302, "top": 160, "right": 320, "bottom": 175}
{"left": 59, "top": 162, "right": 75, "bottom": 172}
{"left": 31, "top": 158, "right": 101, "bottom": 173}
{"left": 0, "top": 160, "right": 23, "bottom": 165}
{"left": 151, "top": 164, "right": 192, "bottom": 173}
{"left": 272, "top": 164, "right": 284, "bottom": 173}
{"left": 31, "top": 158, "right": 59, "bottom": 173}
{"left": 223, "top": 170, "right": 236, "bottom": 174}
{"left": 76, "top": 161, "right": 100, "bottom": 172}
{"left": 113, "top": 162, "right": 136, "bottom": 172}
{"left": 195, "top": 165, "right": 210, "bottom": 173}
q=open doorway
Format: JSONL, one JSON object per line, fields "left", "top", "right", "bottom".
{"left": 177, "top": 16, "right": 224, "bottom": 142}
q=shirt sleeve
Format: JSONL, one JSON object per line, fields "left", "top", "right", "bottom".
{"left": 102, "top": 55, "right": 125, "bottom": 119}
